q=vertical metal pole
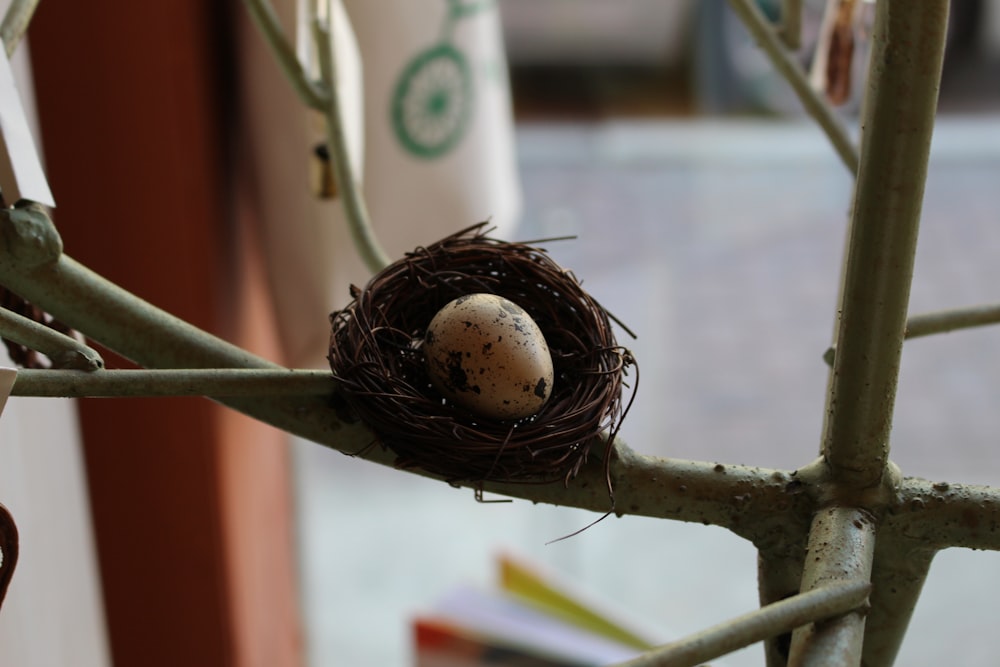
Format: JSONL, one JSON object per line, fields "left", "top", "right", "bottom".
{"left": 822, "top": 0, "right": 950, "bottom": 489}
{"left": 781, "top": 0, "right": 803, "bottom": 49}
{"left": 758, "top": 551, "right": 804, "bottom": 666}
{"left": 792, "top": 2, "right": 950, "bottom": 664}
{"left": 787, "top": 507, "right": 876, "bottom": 665}
{"left": 862, "top": 545, "right": 936, "bottom": 666}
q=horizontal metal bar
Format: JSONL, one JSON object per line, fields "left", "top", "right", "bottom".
{"left": 905, "top": 302, "right": 1000, "bottom": 339}
{"left": 823, "top": 302, "right": 1000, "bottom": 366}
{"left": 886, "top": 477, "right": 1000, "bottom": 552}
{"left": 492, "top": 446, "right": 815, "bottom": 540}
{"left": 610, "top": 580, "right": 871, "bottom": 667}
{"left": 10, "top": 368, "right": 335, "bottom": 397}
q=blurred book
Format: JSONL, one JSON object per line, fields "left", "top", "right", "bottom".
{"left": 413, "top": 554, "right": 665, "bottom": 667}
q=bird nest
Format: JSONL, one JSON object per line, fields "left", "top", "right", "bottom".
{"left": 327, "top": 223, "right": 636, "bottom": 490}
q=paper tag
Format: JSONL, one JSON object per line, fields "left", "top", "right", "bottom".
{"left": 0, "top": 53, "right": 55, "bottom": 207}
{"left": 0, "top": 368, "right": 16, "bottom": 417}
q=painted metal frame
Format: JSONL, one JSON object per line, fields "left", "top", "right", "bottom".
{"left": 2, "top": 1, "right": 998, "bottom": 665}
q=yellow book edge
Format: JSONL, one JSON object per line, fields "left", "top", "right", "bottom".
{"left": 498, "top": 553, "right": 659, "bottom": 652}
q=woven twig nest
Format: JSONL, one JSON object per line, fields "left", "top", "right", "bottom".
{"left": 327, "top": 223, "right": 636, "bottom": 488}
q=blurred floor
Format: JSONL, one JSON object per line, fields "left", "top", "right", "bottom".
{"left": 296, "top": 114, "right": 1000, "bottom": 666}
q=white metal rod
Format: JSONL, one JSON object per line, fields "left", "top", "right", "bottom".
{"left": 787, "top": 506, "right": 876, "bottom": 665}
{"left": 11, "top": 368, "right": 335, "bottom": 397}
{"left": 611, "top": 580, "right": 871, "bottom": 667}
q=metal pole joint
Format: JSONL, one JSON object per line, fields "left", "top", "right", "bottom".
{"left": 0, "top": 202, "right": 63, "bottom": 269}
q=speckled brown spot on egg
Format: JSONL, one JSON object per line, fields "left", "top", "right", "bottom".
{"left": 424, "top": 293, "right": 554, "bottom": 420}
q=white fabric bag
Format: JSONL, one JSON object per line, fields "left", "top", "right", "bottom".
{"left": 342, "top": 0, "right": 521, "bottom": 240}
{"left": 239, "top": 0, "right": 521, "bottom": 368}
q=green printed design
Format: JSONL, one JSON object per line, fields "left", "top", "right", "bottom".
{"left": 391, "top": 0, "right": 497, "bottom": 159}
{"left": 391, "top": 44, "right": 473, "bottom": 159}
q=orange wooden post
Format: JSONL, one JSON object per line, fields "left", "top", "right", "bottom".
{"left": 30, "top": 2, "right": 302, "bottom": 665}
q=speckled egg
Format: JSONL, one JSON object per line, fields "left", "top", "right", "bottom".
{"left": 424, "top": 293, "right": 554, "bottom": 420}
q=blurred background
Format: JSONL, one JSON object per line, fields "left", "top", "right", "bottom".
{"left": 295, "top": 2, "right": 1000, "bottom": 666}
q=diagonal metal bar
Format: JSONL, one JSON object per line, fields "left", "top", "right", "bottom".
{"left": 726, "top": 0, "right": 859, "bottom": 173}
{"left": 886, "top": 478, "right": 1000, "bottom": 552}
{"left": 241, "top": 0, "right": 328, "bottom": 109}
{"left": 821, "top": 0, "right": 950, "bottom": 491}
{"left": 866, "top": 476, "right": 1000, "bottom": 663}
{"left": 611, "top": 580, "right": 871, "bottom": 667}
{"left": 862, "top": 541, "right": 936, "bottom": 667}
{"left": 758, "top": 551, "right": 806, "bottom": 666}
{"left": 0, "top": 306, "right": 103, "bottom": 370}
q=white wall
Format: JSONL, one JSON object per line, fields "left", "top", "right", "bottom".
{"left": 0, "top": 22, "right": 110, "bottom": 667}
{"left": 0, "top": 369, "right": 110, "bottom": 667}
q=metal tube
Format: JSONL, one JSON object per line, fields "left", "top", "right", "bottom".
{"left": 312, "top": 17, "right": 391, "bottom": 273}
{"left": 862, "top": 543, "right": 935, "bottom": 667}
{"left": 11, "top": 368, "right": 336, "bottom": 397}
{"left": 0, "top": 249, "right": 382, "bottom": 457}
{"left": 612, "top": 580, "right": 870, "bottom": 667}
{"left": 825, "top": 302, "right": 1000, "bottom": 367}
{"left": 887, "top": 478, "right": 1000, "bottom": 552}
{"left": 758, "top": 550, "right": 806, "bottom": 667}
{"left": 242, "top": 0, "right": 328, "bottom": 109}
{"left": 0, "top": 307, "right": 103, "bottom": 370}
{"left": 0, "top": 210, "right": 377, "bottom": 448}
{"left": 905, "top": 302, "right": 1000, "bottom": 339}
{"left": 787, "top": 506, "right": 876, "bottom": 666}
{"left": 487, "top": 446, "right": 813, "bottom": 537}
{"left": 822, "top": 0, "right": 950, "bottom": 490}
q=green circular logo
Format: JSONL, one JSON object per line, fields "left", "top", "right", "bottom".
{"left": 391, "top": 44, "right": 473, "bottom": 159}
